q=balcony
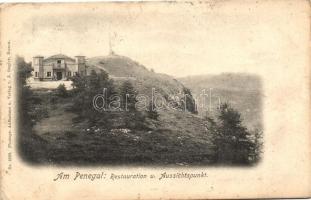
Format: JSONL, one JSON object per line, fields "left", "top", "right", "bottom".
{"left": 52, "top": 63, "right": 66, "bottom": 69}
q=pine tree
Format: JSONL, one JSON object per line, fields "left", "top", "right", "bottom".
{"left": 181, "top": 87, "right": 197, "bottom": 114}
{"left": 88, "top": 70, "right": 100, "bottom": 91}
{"left": 209, "top": 103, "right": 257, "bottom": 164}
{"left": 71, "top": 73, "right": 86, "bottom": 92}
{"left": 71, "top": 69, "right": 116, "bottom": 126}
{"left": 120, "top": 80, "right": 137, "bottom": 111}
{"left": 148, "top": 101, "right": 159, "bottom": 120}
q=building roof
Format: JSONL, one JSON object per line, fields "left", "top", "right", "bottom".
{"left": 43, "top": 54, "right": 75, "bottom": 62}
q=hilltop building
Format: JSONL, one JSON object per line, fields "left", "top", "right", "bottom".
{"left": 32, "top": 54, "right": 86, "bottom": 81}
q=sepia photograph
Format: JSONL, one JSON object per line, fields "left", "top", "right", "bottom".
{"left": 1, "top": 1, "right": 310, "bottom": 199}
{"left": 15, "top": 3, "right": 263, "bottom": 166}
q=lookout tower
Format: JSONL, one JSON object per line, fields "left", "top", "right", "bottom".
{"left": 33, "top": 56, "right": 44, "bottom": 80}
{"left": 75, "top": 56, "right": 86, "bottom": 75}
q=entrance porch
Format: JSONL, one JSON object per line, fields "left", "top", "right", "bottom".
{"left": 53, "top": 69, "right": 66, "bottom": 81}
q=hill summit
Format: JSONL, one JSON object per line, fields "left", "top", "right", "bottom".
{"left": 86, "top": 54, "right": 190, "bottom": 109}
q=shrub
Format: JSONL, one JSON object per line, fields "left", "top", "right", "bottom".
{"left": 50, "top": 95, "right": 58, "bottom": 105}
{"left": 28, "top": 104, "right": 49, "bottom": 124}
{"left": 248, "top": 128, "right": 263, "bottom": 163}
{"left": 56, "top": 84, "right": 68, "bottom": 97}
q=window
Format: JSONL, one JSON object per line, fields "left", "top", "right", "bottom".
{"left": 35, "top": 72, "right": 38, "bottom": 77}
{"left": 47, "top": 72, "right": 51, "bottom": 77}
{"left": 57, "top": 60, "right": 61, "bottom": 64}
{"left": 68, "top": 72, "right": 71, "bottom": 77}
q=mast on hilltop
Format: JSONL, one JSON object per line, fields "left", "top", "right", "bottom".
{"left": 109, "top": 32, "right": 115, "bottom": 55}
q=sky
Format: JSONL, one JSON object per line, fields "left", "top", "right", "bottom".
{"left": 8, "top": 1, "right": 307, "bottom": 77}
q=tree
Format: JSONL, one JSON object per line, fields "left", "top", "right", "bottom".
{"left": 147, "top": 101, "right": 159, "bottom": 120}
{"left": 208, "top": 103, "right": 258, "bottom": 164}
{"left": 119, "top": 80, "right": 148, "bottom": 129}
{"left": 17, "top": 56, "right": 49, "bottom": 163}
{"left": 181, "top": 87, "right": 197, "bottom": 114}
{"left": 71, "top": 73, "right": 87, "bottom": 92}
{"left": 16, "top": 56, "right": 32, "bottom": 84}
{"left": 71, "top": 69, "right": 118, "bottom": 128}
{"left": 120, "top": 80, "right": 137, "bottom": 111}
{"left": 16, "top": 56, "right": 34, "bottom": 125}
{"left": 17, "top": 56, "right": 50, "bottom": 125}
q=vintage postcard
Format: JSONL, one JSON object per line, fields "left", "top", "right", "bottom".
{"left": 0, "top": 1, "right": 310, "bottom": 199}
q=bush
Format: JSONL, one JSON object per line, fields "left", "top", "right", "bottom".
{"left": 248, "top": 128, "right": 263, "bottom": 163}
{"left": 56, "top": 84, "right": 68, "bottom": 97}
{"left": 28, "top": 105, "right": 49, "bottom": 123}
{"left": 50, "top": 95, "right": 58, "bottom": 105}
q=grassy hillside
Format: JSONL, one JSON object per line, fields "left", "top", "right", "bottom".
{"left": 24, "top": 89, "right": 213, "bottom": 166}
{"left": 86, "top": 54, "right": 185, "bottom": 101}
{"left": 20, "top": 55, "right": 215, "bottom": 166}
{"left": 19, "top": 56, "right": 261, "bottom": 166}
